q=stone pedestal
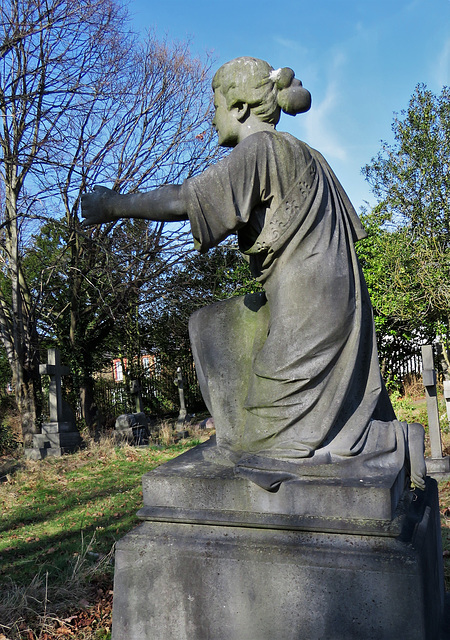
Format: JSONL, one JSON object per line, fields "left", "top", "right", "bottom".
{"left": 111, "top": 440, "right": 446, "bottom": 640}
{"left": 426, "top": 455, "right": 450, "bottom": 475}
{"left": 25, "top": 421, "right": 82, "bottom": 459}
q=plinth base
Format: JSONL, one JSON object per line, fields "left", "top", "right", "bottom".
{"left": 24, "top": 422, "right": 82, "bottom": 460}
{"left": 111, "top": 443, "right": 445, "bottom": 640}
{"left": 426, "top": 456, "right": 450, "bottom": 478}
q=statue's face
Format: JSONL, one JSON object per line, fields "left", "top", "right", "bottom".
{"left": 212, "top": 89, "right": 239, "bottom": 148}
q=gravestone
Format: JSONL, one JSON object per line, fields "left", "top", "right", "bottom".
{"left": 422, "top": 345, "right": 450, "bottom": 475}
{"left": 25, "top": 348, "right": 82, "bottom": 460}
{"left": 114, "top": 380, "right": 149, "bottom": 445}
{"left": 113, "top": 442, "right": 445, "bottom": 640}
{"left": 175, "top": 367, "right": 187, "bottom": 425}
{"left": 444, "top": 380, "right": 450, "bottom": 424}
{"left": 130, "top": 379, "right": 145, "bottom": 413}
{"left": 174, "top": 367, "right": 190, "bottom": 440}
{"left": 115, "top": 412, "right": 149, "bottom": 445}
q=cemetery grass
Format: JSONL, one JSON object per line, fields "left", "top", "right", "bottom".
{"left": 0, "top": 400, "right": 450, "bottom": 638}
{"left": 0, "top": 432, "right": 208, "bottom": 639}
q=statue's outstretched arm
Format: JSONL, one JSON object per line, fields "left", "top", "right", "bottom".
{"left": 81, "top": 185, "right": 188, "bottom": 226}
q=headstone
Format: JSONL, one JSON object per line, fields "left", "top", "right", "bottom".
{"left": 444, "top": 380, "right": 450, "bottom": 424}
{"left": 174, "top": 367, "right": 189, "bottom": 438}
{"left": 25, "top": 348, "right": 82, "bottom": 460}
{"left": 115, "top": 412, "right": 149, "bottom": 445}
{"left": 174, "top": 367, "right": 187, "bottom": 423}
{"left": 422, "top": 344, "right": 450, "bottom": 475}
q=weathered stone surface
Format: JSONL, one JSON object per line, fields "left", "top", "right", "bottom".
{"left": 426, "top": 456, "right": 450, "bottom": 474}
{"left": 113, "top": 476, "right": 444, "bottom": 640}
{"left": 24, "top": 446, "right": 63, "bottom": 460}
{"left": 114, "top": 412, "right": 149, "bottom": 444}
{"left": 139, "top": 438, "right": 407, "bottom": 534}
{"left": 115, "top": 412, "right": 148, "bottom": 430}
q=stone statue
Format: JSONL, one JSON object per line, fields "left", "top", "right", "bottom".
{"left": 82, "top": 57, "right": 426, "bottom": 491}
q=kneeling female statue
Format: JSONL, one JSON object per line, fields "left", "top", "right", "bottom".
{"left": 82, "top": 57, "right": 426, "bottom": 491}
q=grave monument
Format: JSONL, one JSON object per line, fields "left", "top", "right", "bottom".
{"left": 422, "top": 344, "right": 450, "bottom": 477}
{"left": 82, "top": 57, "right": 446, "bottom": 639}
{"left": 25, "top": 348, "right": 81, "bottom": 459}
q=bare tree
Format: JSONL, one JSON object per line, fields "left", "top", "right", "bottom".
{"left": 0, "top": 0, "right": 220, "bottom": 437}
{"left": 0, "top": 0, "right": 135, "bottom": 442}
{"left": 41, "top": 34, "right": 218, "bottom": 428}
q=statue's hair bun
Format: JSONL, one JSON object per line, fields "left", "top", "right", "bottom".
{"left": 269, "top": 67, "right": 295, "bottom": 90}
{"left": 270, "top": 67, "right": 312, "bottom": 116}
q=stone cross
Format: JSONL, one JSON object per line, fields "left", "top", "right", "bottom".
{"left": 175, "top": 367, "right": 187, "bottom": 424}
{"left": 421, "top": 344, "right": 450, "bottom": 474}
{"left": 130, "top": 379, "right": 145, "bottom": 413}
{"left": 39, "top": 348, "right": 70, "bottom": 424}
{"left": 443, "top": 380, "right": 450, "bottom": 424}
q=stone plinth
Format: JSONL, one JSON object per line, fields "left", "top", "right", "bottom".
{"left": 426, "top": 456, "right": 450, "bottom": 475}
{"left": 138, "top": 439, "right": 407, "bottom": 535}
{"left": 111, "top": 441, "right": 446, "bottom": 640}
{"left": 25, "top": 421, "right": 82, "bottom": 459}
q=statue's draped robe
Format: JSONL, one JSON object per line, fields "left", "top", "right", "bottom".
{"left": 182, "top": 131, "right": 403, "bottom": 485}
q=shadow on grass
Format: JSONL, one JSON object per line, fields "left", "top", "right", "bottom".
{"left": 0, "top": 459, "right": 160, "bottom": 585}
{"left": 0, "top": 476, "right": 143, "bottom": 534}
{"left": 0, "top": 505, "right": 139, "bottom": 584}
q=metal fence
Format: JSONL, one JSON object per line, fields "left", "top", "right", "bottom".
{"left": 94, "top": 354, "right": 205, "bottom": 424}
{"left": 377, "top": 334, "right": 444, "bottom": 390}
{"left": 93, "top": 333, "right": 442, "bottom": 424}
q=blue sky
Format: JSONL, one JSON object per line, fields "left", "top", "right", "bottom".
{"left": 130, "top": 0, "right": 450, "bottom": 212}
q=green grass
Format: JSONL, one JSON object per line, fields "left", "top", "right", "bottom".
{"left": 0, "top": 407, "right": 449, "bottom": 638}
{"left": 0, "top": 436, "right": 205, "bottom": 638}
{"left": 0, "top": 439, "right": 198, "bottom": 587}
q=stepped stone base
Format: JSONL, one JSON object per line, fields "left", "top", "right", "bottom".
{"left": 24, "top": 421, "right": 82, "bottom": 460}
{"left": 426, "top": 455, "right": 450, "bottom": 476}
{"left": 111, "top": 441, "right": 446, "bottom": 640}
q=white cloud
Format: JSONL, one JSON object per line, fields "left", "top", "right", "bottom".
{"left": 272, "top": 36, "right": 309, "bottom": 57}
{"left": 303, "top": 90, "right": 347, "bottom": 161}
{"left": 435, "top": 37, "right": 450, "bottom": 87}
{"left": 297, "top": 51, "right": 348, "bottom": 162}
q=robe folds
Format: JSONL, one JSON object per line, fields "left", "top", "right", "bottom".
{"left": 181, "top": 130, "right": 404, "bottom": 484}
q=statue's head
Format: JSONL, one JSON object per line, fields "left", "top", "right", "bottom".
{"left": 212, "top": 57, "right": 311, "bottom": 128}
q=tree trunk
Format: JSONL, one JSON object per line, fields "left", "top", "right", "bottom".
{"left": 1, "top": 185, "right": 42, "bottom": 445}
{"left": 80, "top": 376, "right": 100, "bottom": 433}
{"left": 13, "top": 367, "right": 40, "bottom": 446}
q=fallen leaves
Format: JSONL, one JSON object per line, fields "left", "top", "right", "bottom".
{"left": 2, "top": 587, "right": 113, "bottom": 639}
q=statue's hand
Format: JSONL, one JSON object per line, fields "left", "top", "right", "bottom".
{"left": 81, "top": 185, "right": 120, "bottom": 226}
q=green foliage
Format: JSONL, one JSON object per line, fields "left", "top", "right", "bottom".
{"left": 142, "top": 242, "right": 261, "bottom": 361}
{"left": 0, "top": 347, "right": 12, "bottom": 392}
{"left": 361, "top": 84, "right": 450, "bottom": 344}
{"left": 0, "top": 421, "right": 19, "bottom": 455}
{"left": 389, "top": 394, "right": 420, "bottom": 424}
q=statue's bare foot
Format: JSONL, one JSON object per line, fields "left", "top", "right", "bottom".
{"left": 407, "top": 422, "right": 427, "bottom": 491}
